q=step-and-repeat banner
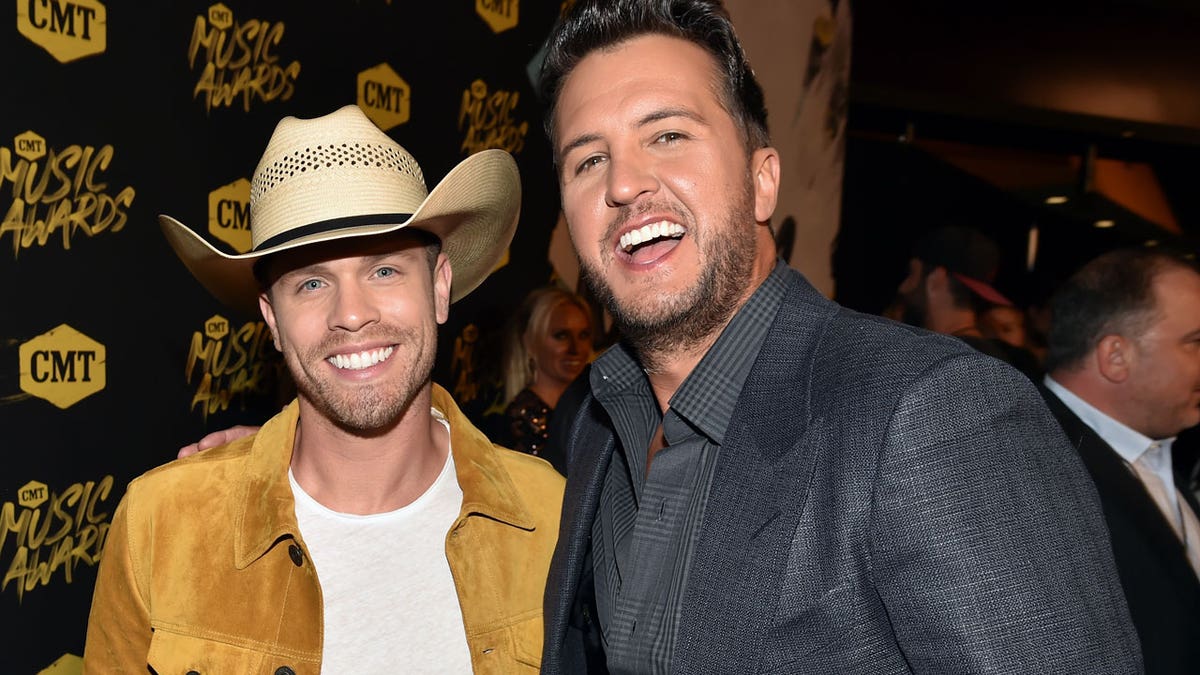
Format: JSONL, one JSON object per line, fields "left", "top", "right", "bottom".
{"left": 0, "top": 1, "right": 847, "bottom": 671}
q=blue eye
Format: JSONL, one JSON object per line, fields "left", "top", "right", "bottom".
{"left": 301, "top": 279, "right": 323, "bottom": 291}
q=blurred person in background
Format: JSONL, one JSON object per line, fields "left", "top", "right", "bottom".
{"left": 1042, "top": 247, "right": 1200, "bottom": 674}
{"left": 487, "top": 286, "right": 594, "bottom": 472}
{"left": 895, "top": 225, "right": 1042, "bottom": 379}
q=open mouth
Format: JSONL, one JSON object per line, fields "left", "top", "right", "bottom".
{"left": 328, "top": 346, "right": 395, "bottom": 371}
{"left": 619, "top": 220, "right": 686, "bottom": 254}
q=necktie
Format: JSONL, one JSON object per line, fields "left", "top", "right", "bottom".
{"left": 1131, "top": 443, "right": 1200, "bottom": 579}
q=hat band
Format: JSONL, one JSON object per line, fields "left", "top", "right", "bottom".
{"left": 254, "top": 212, "right": 415, "bottom": 251}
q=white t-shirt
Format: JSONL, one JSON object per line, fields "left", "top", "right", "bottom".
{"left": 290, "top": 416, "right": 473, "bottom": 674}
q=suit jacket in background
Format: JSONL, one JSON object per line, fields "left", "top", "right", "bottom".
{"left": 542, "top": 268, "right": 1142, "bottom": 674}
{"left": 1042, "top": 389, "right": 1200, "bottom": 675}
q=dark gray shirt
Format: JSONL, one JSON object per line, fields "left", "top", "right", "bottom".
{"left": 591, "top": 260, "right": 789, "bottom": 673}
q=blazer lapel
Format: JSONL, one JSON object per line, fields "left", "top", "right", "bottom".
{"left": 1043, "top": 389, "right": 1191, "bottom": 564}
{"left": 673, "top": 272, "right": 835, "bottom": 673}
{"left": 543, "top": 392, "right": 615, "bottom": 671}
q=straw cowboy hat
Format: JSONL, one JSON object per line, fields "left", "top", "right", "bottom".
{"left": 159, "top": 104, "right": 521, "bottom": 314}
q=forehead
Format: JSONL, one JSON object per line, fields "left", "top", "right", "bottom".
{"left": 553, "top": 33, "right": 727, "bottom": 144}
{"left": 261, "top": 230, "right": 431, "bottom": 281}
{"left": 1153, "top": 265, "right": 1200, "bottom": 313}
{"left": 549, "top": 301, "right": 589, "bottom": 324}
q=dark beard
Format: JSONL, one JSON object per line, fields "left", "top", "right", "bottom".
{"left": 579, "top": 188, "right": 758, "bottom": 372}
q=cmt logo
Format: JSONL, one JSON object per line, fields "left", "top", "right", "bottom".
{"left": 36, "top": 654, "right": 83, "bottom": 675}
{"left": 19, "top": 480, "right": 49, "bottom": 509}
{"left": 208, "top": 179, "right": 252, "bottom": 253}
{"left": 14, "top": 130, "right": 47, "bottom": 161}
{"left": 476, "top": 0, "right": 518, "bottom": 33}
{"left": 357, "top": 63, "right": 410, "bottom": 132}
{"left": 18, "top": 324, "right": 107, "bottom": 409}
{"left": 205, "top": 315, "right": 230, "bottom": 340}
{"left": 207, "top": 2, "right": 233, "bottom": 29}
{"left": 17, "top": 0, "right": 107, "bottom": 63}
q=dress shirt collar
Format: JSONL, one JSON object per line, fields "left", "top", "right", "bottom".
{"left": 590, "top": 259, "right": 789, "bottom": 444}
{"left": 1043, "top": 375, "right": 1176, "bottom": 465}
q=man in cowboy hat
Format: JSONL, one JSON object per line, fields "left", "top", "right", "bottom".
{"left": 84, "top": 104, "right": 564, "bottom": 673}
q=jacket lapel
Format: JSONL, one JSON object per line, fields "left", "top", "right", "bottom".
{"left": 673, "top": 271, "right": 836, "bottom": 673}
{"left": 543, "top": 390, "right": 615, "bottom": 671}
{"left": 1042, "top": 389, "right": 1191, "bottom": 564}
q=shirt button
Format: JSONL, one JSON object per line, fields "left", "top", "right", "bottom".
{"left": 275, "top": 667, "right": 296, "bottom": 675}
{"left": 288, "top": 544, "right": 304, "bottom": 567}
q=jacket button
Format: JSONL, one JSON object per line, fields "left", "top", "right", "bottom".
{"left": 187, "top": 671, "right": 200, "bottom": 675}
{"left": 288, "top": 544, "right": 304, "bottom": 567}
{"left": 275, "top": 668, "right": 295, "bottom": 675}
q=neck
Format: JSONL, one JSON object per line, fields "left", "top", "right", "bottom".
{"left": 289, "top": 386, "right": 448, "bottom": 515}
{"left": 529, "top": 379, "right": 566, "bottom": 408}
{"left": 642, "top": 236, "right": 776, "bottom": 411}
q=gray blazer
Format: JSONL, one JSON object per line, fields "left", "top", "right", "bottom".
{"left": 542, "top": 268, "right": 1142, "bottom": 674}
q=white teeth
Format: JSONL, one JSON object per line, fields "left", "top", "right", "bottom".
{"left": 329, "top": 346, "right": 395, "bottom": 371}
{"left": 619, "top": 220, "right": 686, "bottom": 253}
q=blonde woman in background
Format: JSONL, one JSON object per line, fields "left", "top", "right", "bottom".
{"left": 494, "top": 287, "right": 594, "bottom": 466}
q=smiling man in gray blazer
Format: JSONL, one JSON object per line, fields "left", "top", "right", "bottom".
{"left": 536, "top": 0, "right": 1141, "bottom": 672}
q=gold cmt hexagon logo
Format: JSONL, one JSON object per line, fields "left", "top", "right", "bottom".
{"left": 37, "top": 653, "right": 83, "bottom": 675}
{"left": 357, "top": 63, "right": 410, "bottom": 131}
{"left": 19, "top": 324, "right": 107, "bottom": 410}
{"left": 14, "top": 131, "right": 47, "bottom": 162}
{"left": 18, "top": 481, "right": 50, "bottom": 509}
{"left": 204, "top": 315, "right": 231, "bottom": 341}
{"left": 17, "top": 0, "right": 107, "bottom": 64}
{"left": 207, "top": 3, "right": 234, "bottom": 30}
{"left": 208, "top": 178, "right": 252, "bottom": 253}
{"left": 476, "top": 0, "right": 518, "bottom": 33}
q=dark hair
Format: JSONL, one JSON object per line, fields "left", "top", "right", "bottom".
{"left": 1044, "top": 248, "right": 1198, "bottom": 372}
{"left": 538, "top": 0, "right": 769, "bottom": 157}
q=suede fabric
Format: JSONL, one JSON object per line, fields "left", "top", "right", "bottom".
{"left": 83, "top": 384, "right": 564, "bottom": 674}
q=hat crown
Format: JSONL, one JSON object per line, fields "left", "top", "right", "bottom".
{"left": 248, "top": 105, "right": 429, "bottom": 250}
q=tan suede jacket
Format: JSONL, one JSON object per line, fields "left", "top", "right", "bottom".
{"left": 83, "top": 385, "right": 565, "bottom": 674}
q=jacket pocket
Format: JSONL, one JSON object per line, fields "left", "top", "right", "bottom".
{"left": 510, "top": 615, "right": 543, "bottom": 668}
{"left": 469, "top": 615, "right": 542, "bottom": 674}
{"left": 147, "top": 628, "right": 317, "bottom": 675}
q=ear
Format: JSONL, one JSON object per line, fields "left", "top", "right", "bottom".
{"left": 259, "top": 292, "right": 282, "bottom": 351}
{"left": 897, "top": 258, "right": 923, "bottom": 295}
{"left": 924, "top": 266, "right": 949, "bottom": 295}
{"left": 433, "top": 253, "right": 452, "bottom": 325}
{"left": 751, "top": 146, "right": 781, "bottom": 223}
{"left": 1095, "top": 334, "right": 1131, "bottom": 383}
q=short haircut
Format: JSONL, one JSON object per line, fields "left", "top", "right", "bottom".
{"left": 1045, "top": 247, "right": 1198, "bottom": 373}
{"left": 538, "top": 0, "right": 770, "bottom": 159}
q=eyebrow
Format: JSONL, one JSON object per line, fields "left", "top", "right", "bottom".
{"left": 557, "top": 106, "right": 709, "bottom": 161}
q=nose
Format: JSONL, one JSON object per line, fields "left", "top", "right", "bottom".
{"left": 329, "top": 281, "right": 380, "bottom": 332}
{"left": 605, "top": 151, "right": 658, "bottom": 207}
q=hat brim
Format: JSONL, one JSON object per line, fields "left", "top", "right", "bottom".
{"left": 160, "top": 149, "right": 520, "bottom": 315}
{"left": 952, "top": 272, "right": 1013, "bottom": 307}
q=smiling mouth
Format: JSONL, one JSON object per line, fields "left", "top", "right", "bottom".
{"left": 619, "top": 220, "right": 686, "bottom": 254}
{"left": 328, "top": 346, "right": 395, "bottom": 371}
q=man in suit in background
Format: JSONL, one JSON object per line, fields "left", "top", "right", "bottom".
{"left": 1042, "top": 247, "right": 1200, "bottom": 674}
{"left": 537, "top": 0, "right": 1140, "bottom": 672}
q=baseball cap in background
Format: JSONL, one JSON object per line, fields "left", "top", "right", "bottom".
{"left": 912, "top": 226, "right": 1013, "bottom": 306}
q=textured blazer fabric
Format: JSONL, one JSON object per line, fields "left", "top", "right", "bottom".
{"left": 542, "top": 267, "right": 1142, "bottom": 674}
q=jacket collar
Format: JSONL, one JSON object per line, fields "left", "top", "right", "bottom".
{"left": 233, "top": 384, "right": 536, "bottom": 569}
